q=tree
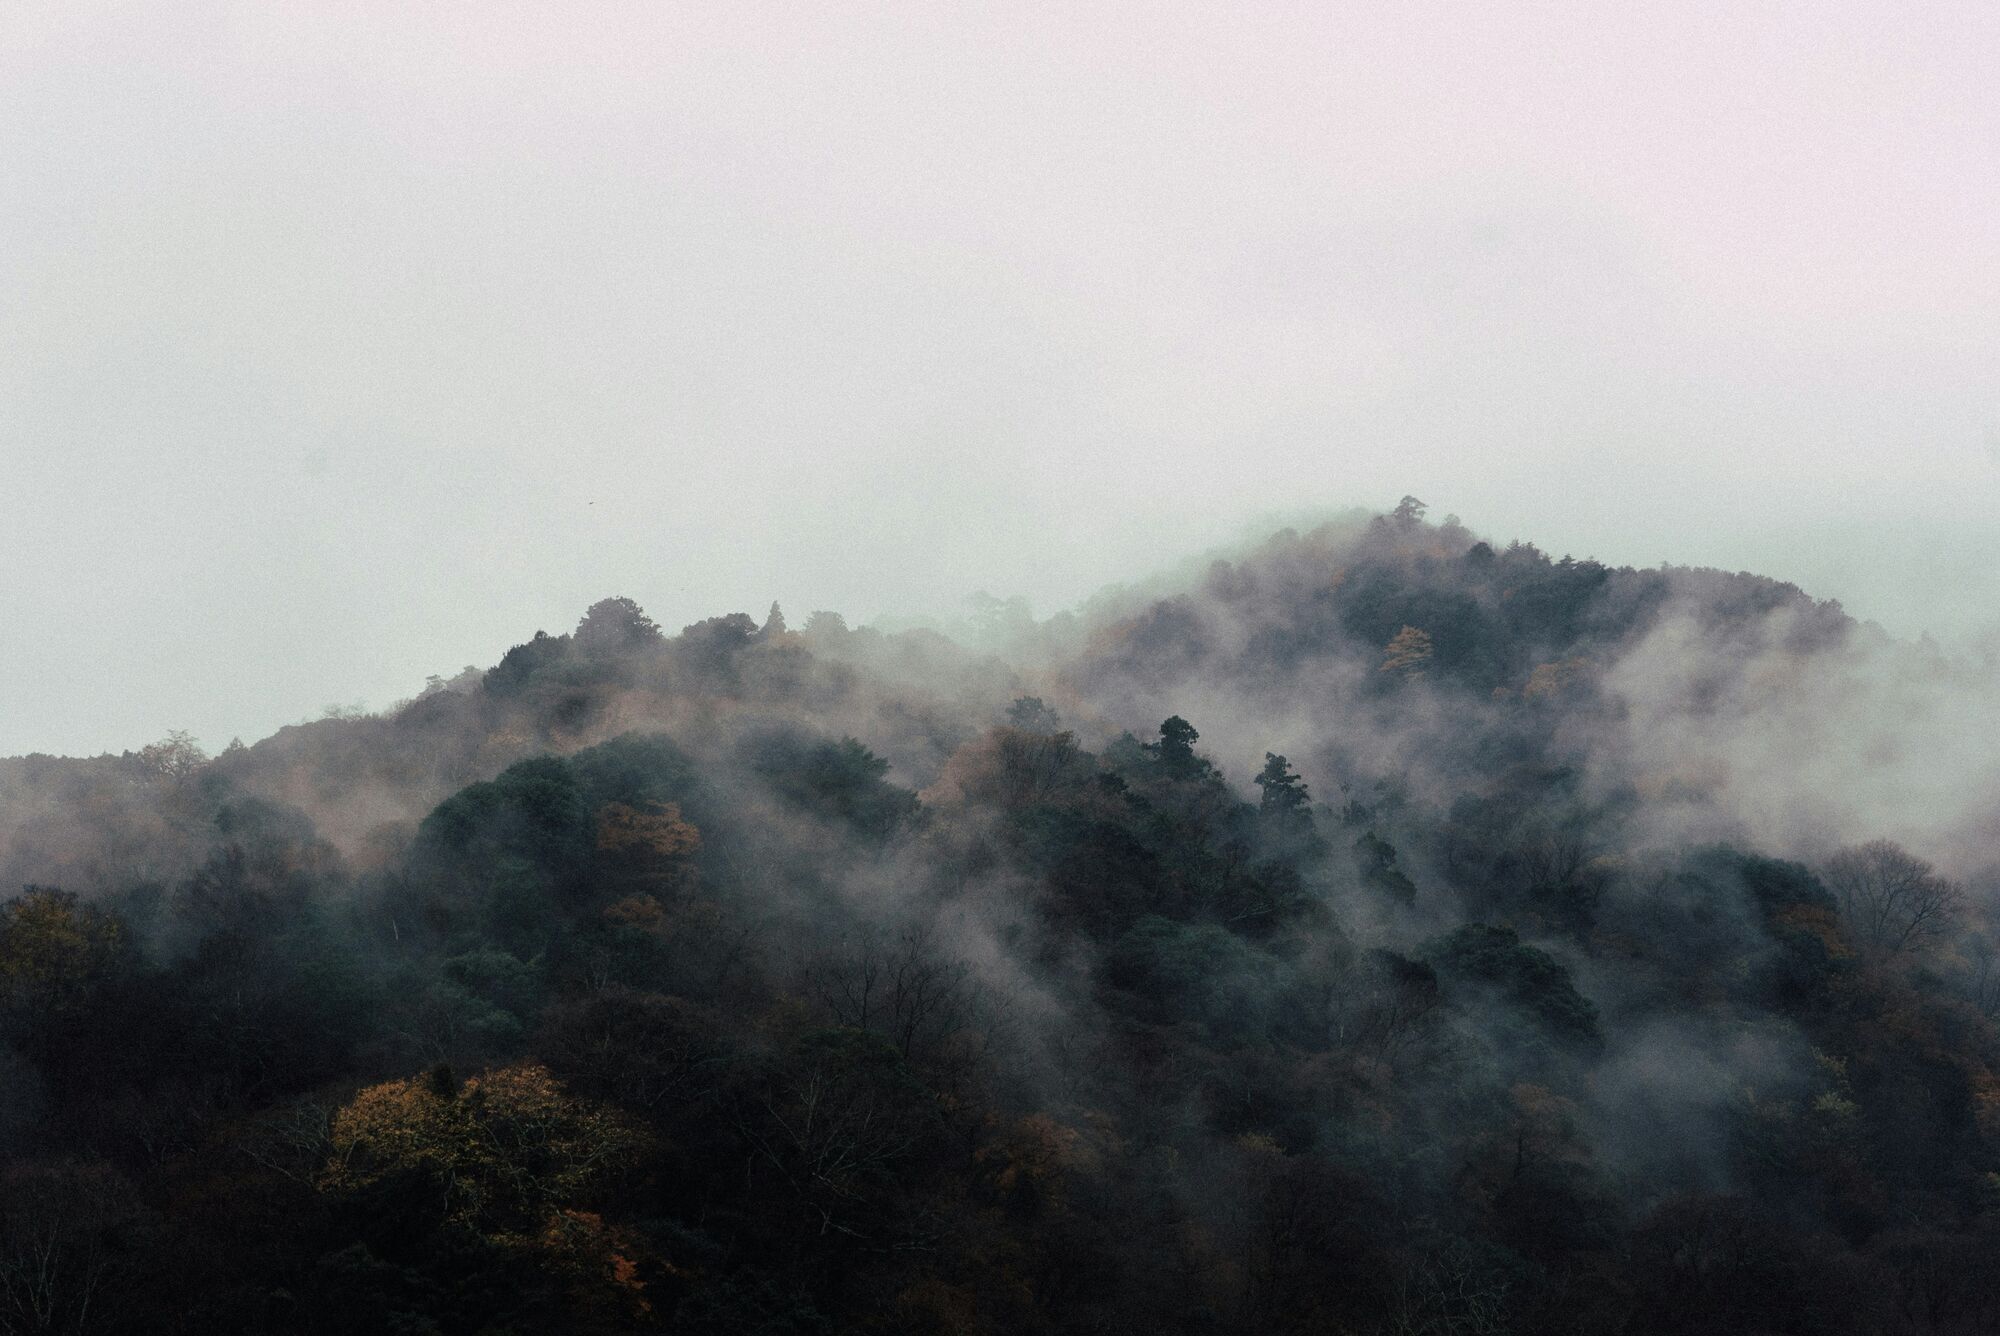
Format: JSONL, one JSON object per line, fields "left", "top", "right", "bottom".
{"left": 135, "top": 730, "right": 206, "bottom": 783}
{"left": 1254, "top": 754, "right": 1310, "bottom": 819}
{"left": 802, "top": 609, "right": 849, "bottom": 640}
{"left": 1391, "top": 495, "right": 1428, "bottom": 528}
{"left": 1521, "top": 657, "right": 1592, "bottom": 702}
{"left": 0, "top": 890, "right": 130, "bottom": 1063}
{"left": 746, "top": 731, "right": 918, "bottom": 840}
{"left": 1145, "top": 716, "right": 1203, "bottom": 780}
{"left": 1380, "top": 626, "right": 1434, "bottom": 677}
{"left": 1354, "top": 832, "right": 1417, "bottom": 902}
{"left": 967, "top": 591, "right": 1034, "bottom": 645}
{"left": 926, "top": 725, "right": 1090, "bottom": 811}
{"left": 594, "top": 800, "right": 701, "bottom": 880}
{"left": 412, "top": 756, "right": 593, "bottom": 907}
{"left": 805, "top": 925, "right": 994, "bottom": 1095}
{"left": 1425, "top": 923, "right": 1599, "bottom": 1046}
{"left": 1507, "top": 827, "right": 1603, "bottom": 932}
{"left": 0, "top": 1160, "right": 139, "bottom": 1336}
{"left": 1386, "top": 1236, "right": 1509, "bottom": 1336}
{"left": 676, "top": 612, "right": 760, "bottom": 680}
{"left": 1821, "top": 840, "right": 1963, "bottom": 955}
{"left": 729, "top": 1029, "right": 940, "bottom": 1242}
{"left": 1254, "top": 754, "right": 1323, "bottom": 862}
{"left": 1005, "top": 696, "right": 1062, "bottom": 733}
{"left": 321, "top": 1062, "right": 644, "bottom": 1235}
{"left": 537, "top": 988, "right": 732, "bottom": 1116}
{"left": 573, "top": 597, "right": 661, "bottom": 653}
{"left": 1332, "top": 949, "right": 1444, "bottom": 1066}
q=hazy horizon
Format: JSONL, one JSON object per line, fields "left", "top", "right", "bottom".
{"left": 6, "top": 1, "right": 1997, "bottom": 757}
{"left": 1, "top": 496, "right": 1987, "bottom": 760}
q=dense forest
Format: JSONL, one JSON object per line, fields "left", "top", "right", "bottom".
{"left": 4, "top": 499, "right": 1999, "bottom": 1334}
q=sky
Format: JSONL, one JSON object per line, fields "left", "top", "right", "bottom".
{"left": 3, "top": 0, "right": 1996, "bottom": 757}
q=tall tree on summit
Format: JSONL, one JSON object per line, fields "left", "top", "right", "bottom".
{"left": 574, "top": 596, "right": 661, "bottom": 653}
{"left": 1147, "top": 715, "right": 1203, "bottom": 780}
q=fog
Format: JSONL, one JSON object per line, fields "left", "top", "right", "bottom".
{"left": 6, "top": 10, "right": 2000, "bottom": 1328}
{"left": 0, "top": 498, "right": 1995, "bottom": 1329}
{"left": 5, "top": 0, "right": 1997, "bottom": 759}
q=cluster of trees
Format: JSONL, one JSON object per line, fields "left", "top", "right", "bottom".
{"left": 1, "top": 504, "right": 1996, "bottom": 1334}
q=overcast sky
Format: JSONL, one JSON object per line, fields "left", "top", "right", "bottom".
{"left": 3, "top": 1, "right": 1995, "bottom": 756}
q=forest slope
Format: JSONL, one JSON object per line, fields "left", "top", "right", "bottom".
{"left": 1, "top": 502, "right": 1997, "bottom": 1335}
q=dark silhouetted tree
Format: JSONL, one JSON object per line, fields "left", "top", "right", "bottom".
{"left": 1005, "top": 696, "right": 1062, "bottom": 733}
{"left": 1822, "top": 840, "right": 1963, "bottom": 955}
{"left": 1254, "top": 754, "right": 1309, "bottom": 819}
{"left": 574, "top": 596, "right": 661, "bottom": 653}
{"left": 1146, "top": 716, "right": 1203, "bottom": 780}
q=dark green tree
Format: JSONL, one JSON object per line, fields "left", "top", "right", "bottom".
{"left": 1254, "top": 753, "right": 1309, "bottom": 818}
{"left": 1353, "top": 831, "right": 1417, "bottom": 902}
{"left": 1146, "top": 716, "right": 1202, "bottom": 780}
{"left": 574, "top": 596, "right": 662, "bottom": 653}
{"left": 1005, "top": 696, "right": 1062, "bottom": 733}
{"left": 1254, "top": 753, "right": 1323, "bottom": 863}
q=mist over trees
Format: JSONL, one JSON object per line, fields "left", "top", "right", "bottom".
{"left": 2, "top": 502, "right": 1999, "bottom": 1333}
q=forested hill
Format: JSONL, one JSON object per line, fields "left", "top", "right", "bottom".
{"left": 1080, "top": 497, "right": 1854, "bottom": 700}
{"left": 1, "top": 502, "right": 1997, "bottom": 1335}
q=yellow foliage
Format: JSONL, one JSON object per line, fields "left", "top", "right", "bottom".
{"left": 1522, "top": 656, "right": 1593, "bottom": 701}
{"left": 0, "top": 889, "right": 126, "bottom": 1022}
{"left": 1774, "top": 905, "right": 1855, "bottom": 960}
{"left": 1970, "top": 1069, "right": 2000, "bottom": 1142}
{"left": 1233, "top": 1131, "right": 1284, "bottom": 1158}
{"left": 322, "top": 1061, "right": 644, "bottom": 1232}
{"left": 923, "top": 727, "right": 1089, "bottom": 810}
{"left": 1510, "top": 1081, "right": 1578, "bottom": 1129}
{"left": 536, "top": 1209, "right": 667, "bottom": 1322}
{"left": 1379, "top": 626, "right": 1434, "bottom": 676}
{"left": 600, "top": 894, "right": 723, "bottom": 957}
{"left": 977, "top": 1113, "right": 1101, "bottom": 1215}
{"left": 596, "top": 801, "right": 702, "bottom": 860}
{"left": 603, "top": 895, "right": 668, "bottom": 931}
{"left": 1630, "top": 760, "right": 1729, "bottom": 804}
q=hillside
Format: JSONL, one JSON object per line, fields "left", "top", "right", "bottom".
{"left": 1, "top": 502, "right": 1997, "bottom": 1335}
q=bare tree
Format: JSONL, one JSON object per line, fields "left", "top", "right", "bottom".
{"left": 0, "top": 1161, "right": 138, "bottom": 1336}
{"left": 810, "top": 929, "right": 972, "bottom": 1058}
{"left": 1327, "top": 950, "right": 1445, "bottom": 1069}
{"left": 537, "top": 990, "right": 732, "bottom": 1114}
{"left": 237, "top": 1098, "right": 338, "bottom": 1185}
{"left": 133, "top": 731, "right": 206, "bottom": 784}
{"left": 990, "top": 728, "right": 1089, "bottom": 809}
{"left": 804, "top": 925, "right": 1006, "bottom": 1111}
{"left": 1965, "top": 931, "right": 2000, "bottom": 1018}
{"left": 1388, "top": 1237, "right": 1512, "bottom": 1336}
{"left": 1514, "top": 829, "right": 1592, "bottom": 900}
{"left": 1822, "top": 840, "right": 1964, "bottom": 955}
{"left": 722, "top": 1030, "right": 939, "bottom": 1246}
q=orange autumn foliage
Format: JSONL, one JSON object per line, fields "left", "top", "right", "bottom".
{"left": 596, "top": 801, "right": 702, "bottom": 860}
{"left": 321, "top": 1062, "right": 645, "bottom": 1234}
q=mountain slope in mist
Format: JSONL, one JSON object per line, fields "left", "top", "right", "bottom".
{"left": 1, "top": 501, "right": 1997, "bottom": 1335}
